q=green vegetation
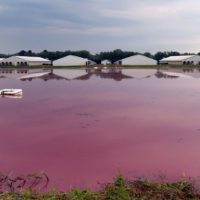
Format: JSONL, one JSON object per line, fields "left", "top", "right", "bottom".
{"left": 0, "top": 175, "right": 200, "bottom": 200}
{"left": 1, "top": 49, "right": 198, "bottom": 63}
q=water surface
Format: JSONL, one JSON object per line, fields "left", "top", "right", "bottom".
{"left": 1, "top": 68, "right": 200, "bottom": 190}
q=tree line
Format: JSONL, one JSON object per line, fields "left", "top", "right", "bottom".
{"left": 0, "top": 49, "right": 198, "bottom": 63}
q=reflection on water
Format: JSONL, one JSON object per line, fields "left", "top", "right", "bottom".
{"left": 0, "top": 67, "right": 196, "bottom": 81}
{"left": 155, "top": 71, "right": 179, "bottom": 79}
{"left": 1, "top": 67, "right": 200, "bottom": 82}
{"left": 1, "top": 67, "right": 200, "bottom": 190}
{"left": 0, "top": 95, "right": 23, "bottom": 99}
{"left": 159, "top": 68, "right": 200, "bottom": 79}
{"left": 0, "top": 68, "right": 134, "bottom": 81}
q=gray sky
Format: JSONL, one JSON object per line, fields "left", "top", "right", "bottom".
{"left": 0, "top": 0, "right": 200, "bottom": 53}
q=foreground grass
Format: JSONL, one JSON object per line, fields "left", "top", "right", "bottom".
{"left": 0, "top": 175, "right": 200, "bottom": 200}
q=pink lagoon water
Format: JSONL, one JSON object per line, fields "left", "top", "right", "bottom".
{"left": 1, "top": 68, "right": 200, "bottom": 190}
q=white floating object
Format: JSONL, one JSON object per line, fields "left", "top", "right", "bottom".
{"left": 0, "top": 89, "right": 23, "bottom": 96}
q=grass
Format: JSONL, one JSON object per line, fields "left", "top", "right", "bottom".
{"left": 0, "top": 174, "right": 200, "bottom": 200}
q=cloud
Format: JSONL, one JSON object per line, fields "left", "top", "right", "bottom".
{"left": 0, "top": 0, "right": 200, "bottom": 53}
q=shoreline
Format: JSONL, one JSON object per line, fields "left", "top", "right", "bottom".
{"left": 0, "top": 175, "right": 200, "bottom": 199}
{"left": 1, "top": 64, "right": 200, "bottom": 70}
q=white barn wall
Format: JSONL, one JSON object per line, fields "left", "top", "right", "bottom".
{"left": 28, "top": 61, "right": 50, "bottom": 66}
{"left": 115, "top": 55, "right": 157, "bottom": 66}
{"left": 101, "top": 60, "right": 111, "bottom": 65}
{"left": 53, "top": 55, "right": 95, "bottom": 67}
{"left": 0, "top": 56, "right": 23, "bottom": 66}
{"left": 185, "top": 55, "right": 200, "bottom": 65}
{"left": 161, "top": 61, "right": 182, "bottom": 65}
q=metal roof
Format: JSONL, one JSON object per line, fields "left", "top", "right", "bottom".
{"left": 54, "top": 55, "right": 89, "bottom": 62}
{"left": 121, "top": 54, "right": 155, "bottom": 61}
{"left": 15, "top": 56, "right": 50, "bottom": 62}
{"left": 160, "top": 55, "right": 196, "bottom": 62}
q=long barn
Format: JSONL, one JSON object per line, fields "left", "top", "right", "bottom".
{"left": 0, "top": 56, "right": 51, "bottom": 66}
{"left": 160, "top": 55, "right": 200, "bottom": 65}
